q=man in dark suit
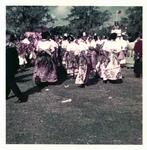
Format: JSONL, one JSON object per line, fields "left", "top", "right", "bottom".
{"left": 6, "top": 31, "right": 28, "bottom": 103}
{"left": 134, "top": 33, "right": 142, "bottom": 78}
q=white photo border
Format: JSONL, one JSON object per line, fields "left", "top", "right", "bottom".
{"left": 0, "top": 0, "right": 146, "bottom": 150}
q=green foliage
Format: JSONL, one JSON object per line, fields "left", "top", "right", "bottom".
{"left": 120, "top": 17, "right": 129, "bottom": 27}
{"left": 66, "top": 6, "right": 111, "bottom": 36}
{"left": 49, "top": 26, "right": 71, "bottom": 36}
{"left": 6, "top": 6, "right": 54, "bottom": 37}
{"left": 121, "top": 7, "right": 142, "bottom": 41}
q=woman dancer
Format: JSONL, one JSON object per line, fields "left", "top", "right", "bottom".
{"left": 33, "top": 32, "right": 57, "bottom": 85}
{"left": 75, "top": 35, "right": 91, "bottom": 87}
{"left": 96, "top": 33, "right": 123, "bottom": 83}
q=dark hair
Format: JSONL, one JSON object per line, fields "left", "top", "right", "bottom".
{"left": 135, "top": 32, "right": 142, "bottom": 39}
{"left": 50, "top": 34, "right": 55, "bottom": 40}
{"left": 6, "top": 31, "right": 16, "bottom": 42}
{"left": 41, "top": 31, "right": 50, "bottom": 39}
{"left": 63, "top": 36, "right": 68, "bottom": 40}
{"left": 68, "top": 35, "right": 74, "bottom": 42}
{"left": 94, "top": 35, "right": 98, "bottom": 41}
{"left": 109, "top": 33, "right": 117, "bottom": 40}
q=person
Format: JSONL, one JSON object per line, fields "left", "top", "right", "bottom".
{"left": 116, "top": 35, "right": 128, "bottom": 67}
{"left": 96, "top": 33, "right": 123, "bottom": 83}
{"left": 62, "top": 35, "right": 79, "bottom": 77}
{"left": 87, "top": 35, "right": 97, "bottom": 73}
{"left": 61, "top": 34, "right": 70, "bottom": 66}
{"left": 126, "top": 38, "right": 135, "bottom": 68}
{"left": 134, "top": 33, "right": 142, "bottom": 77}
{"left": 75, "top": 35, "right": 91, "bottom": 87}
{"left": 17, "top": 34, "right": 29, "bottom": 71}
{"left": 6, "top": 31, "right": 28, "bottom": 103}
{"left": 33, "top": 31, "right": 58, "bottom": 85}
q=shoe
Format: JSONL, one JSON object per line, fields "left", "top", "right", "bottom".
{"left": 135, "top": 74, "right": 141, "bottom": 78}
{"left": 35, "top": 76, "right": 41, "bottom": 86}
{"left": 78, "top": 84, "right": 85, "bottom": 88}
{"left": 103, "top": 80, "right": 108, "bottom": 83}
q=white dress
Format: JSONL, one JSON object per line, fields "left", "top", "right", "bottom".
{"left": 96, "top": 40, "right": 122, "bottom": 81}
{"left": 75, "top": 40, "right": 90, "bottom": 85}
{"left": 116, "top": 37, "right": 128, "bottom": 65}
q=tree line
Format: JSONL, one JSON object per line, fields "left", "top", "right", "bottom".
{"left": 6, "top": 6, "right": 142, "bottom": 41}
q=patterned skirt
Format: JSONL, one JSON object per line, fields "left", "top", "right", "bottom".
{"left": 88, "top": 48, "right": 98, "bottom": 70}
{"left": 33, "top": 51, "right": 57, "bottom": 83}
{"left": 96, "top": 51, "right": 122, "bottom": 81}
{"left": 75, "top": 51, "right": 91, "bottom": 85}
{"left": 62, "top": 51, "right": 79, "bottom": 76}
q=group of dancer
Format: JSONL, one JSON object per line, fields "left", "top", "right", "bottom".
{"left": 6, "top": 30, "right": 142, "bottom": 102}
{"left": 18, "top": 31, "right": 129, "bottom": 85}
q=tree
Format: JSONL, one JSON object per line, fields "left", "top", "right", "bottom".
{"left": 120, "top": 7, "right": 142, "bottom": 41}
{"left": 49, "top": 26, "right": 70, "bottom": 36}
{"left": 6, "top": 6, "right": 54, "bottom": 37}
{"left": 66, "top": 6, "right": 111, "bottom": 36}
{"left": 120, "top": 17, "right": 129, "bottom": 27}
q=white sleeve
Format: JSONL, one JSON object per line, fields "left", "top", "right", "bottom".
{"left": 66, "top": 44, "right": 70, "bottom": 52}
{"left": 36, "top": 41, "right": 40, "bottom": 51}
{"left": 92, "top": 41, "right": 96, "bottom": 48}
{"left": 50, "top": 42, "right": 55, "bottom": 52}
{"left": 102, "top": 42, "right": 107, "bottom": 50}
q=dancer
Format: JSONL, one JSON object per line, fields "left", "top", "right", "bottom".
{"left": 33, "top": 32, "right": 58, "bottom": 85}
{"left": 96, "top": 33, "right": 123, "bottom": 83}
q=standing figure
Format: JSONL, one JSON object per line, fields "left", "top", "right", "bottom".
{"left": 17, "top": 35, "right": 29, "bottom": 71}
{"left": 75, "top": 36, "right": 91, "bottom": 87}
{"left": 62, "top": 35, "right": 79, "bottom": 77}
{"left": 96, "top": 33, "right": 123, "bottom": 83}
{"left": 134, "top": 33, "right": 142, "bottom": 78}
{"left": 87, "top": 35, "right": 97, "bottom": 73}
{"left": 116, "top": 35, "right": 128, "bottom": 67}
{"left": 33, "top": 32, "right": 58, "bottom": 85}
{"left": 6, "top": 31, "right": 27, "bottom": 103}
{"left": 61, "top": 33, "right": 69, "bottom": 65}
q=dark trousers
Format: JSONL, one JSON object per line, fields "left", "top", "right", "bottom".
{"left": 6, "top": 77, "right": 22, "bottom": 99}
{"left": 134, "top": 59, "right": 142, "bottom": 77}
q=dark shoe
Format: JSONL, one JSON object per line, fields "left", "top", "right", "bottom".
{"left": 85, "top": 83, "right": 89, "bottom": 86}
{"left": 103, "top": 80, "right": 108, "bottom": 83}
{"left": 35, "top": 76, "right": 41, "bottom": 86}
{"left": 135, "top": 74, "right": 141, "bottom": 78}
{"left": 78, "top": 84, "right": 85, "bottom": 88}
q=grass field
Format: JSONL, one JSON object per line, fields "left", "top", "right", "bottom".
{"left": 6, "top": 67, "right": 142, "bottom": 144}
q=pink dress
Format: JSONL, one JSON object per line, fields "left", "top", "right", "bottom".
{"left": 33, "top": 39, "right": 57, "bottom": 83}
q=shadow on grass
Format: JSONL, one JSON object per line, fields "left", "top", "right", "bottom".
{"left": 6, "top": 95, "right": 15, "bottom": 100}
{"left": 15, "top": 73, "right": 33, "bottom": 83}
{"left": 23, "top": 84, "right": 47, "bottom": 97}
{"left": 56, "top": 65, "right": 67, "bottom": 85}
{"left": 109, "top": 79, "right": 123, "bottom": 84}
{"left": 87, "top": 77, "right": 99, "bottom": 86}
